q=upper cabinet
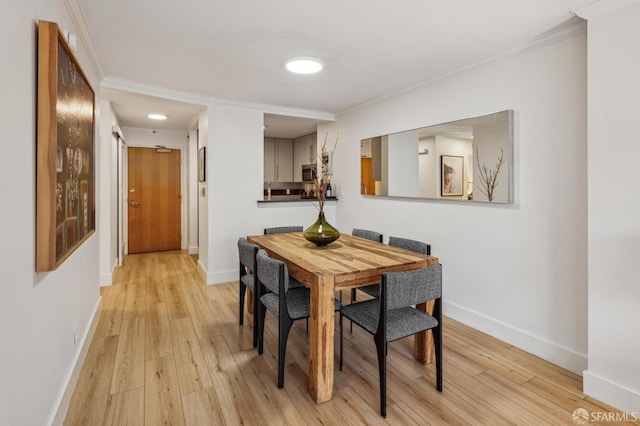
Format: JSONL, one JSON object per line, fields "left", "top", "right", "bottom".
{"left": 293, "top": 133, "right": 317, "bottom": 182}
{"left": 264, "top": 138, "right": 293, "bottom": 182}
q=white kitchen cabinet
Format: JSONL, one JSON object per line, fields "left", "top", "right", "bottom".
{"left": 264, "top": 138, "right": 293, "bottom": 182}
{"left": 293, "top": 133, "right": 317, "bottom": 182}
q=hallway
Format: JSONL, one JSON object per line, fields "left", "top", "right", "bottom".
{"left": 64, "top": 251, "right": 633, "bottom": 425}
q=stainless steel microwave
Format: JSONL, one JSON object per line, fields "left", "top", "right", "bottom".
{"left": 302, "top": 164, "right": 317, "bottom": 183}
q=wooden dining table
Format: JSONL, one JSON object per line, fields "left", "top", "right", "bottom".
{"left": 247, "top": 232, "right": 439, "bottom": 404}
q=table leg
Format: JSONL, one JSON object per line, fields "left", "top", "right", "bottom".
{"left": 414, "top": 299, "right": 435, "bottom": 364}
{"left": 308, "top": 274, "right": 335, "bottom": 403}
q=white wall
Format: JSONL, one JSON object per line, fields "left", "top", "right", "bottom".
{"left": 418, "top": 137, "right": 436, "bottom": 197}
{"left": 200, "top": 104, "right": 336, "bottom": 284}
{"left": 99, "top": 100, "right": 119, "bottom": 285}
{"left": 583, "top": 1, "right": 640, "bottom": 413}
{"left": 0, "top": 1, "right": 102, "bottom": 424}
{"left": 387, "top": 130, "right": 420, "bottom": 197}
{"left": 321, "top": 25, "right": 588, "bottom": 375}
{"left": 197, "top": 110, "right": 209, "bottom": 275}
{"left": 473, "top": 120, "right": 510, "bottom": 202}
{"left": 188, "top": 129, "right": 199, "bottom": 254}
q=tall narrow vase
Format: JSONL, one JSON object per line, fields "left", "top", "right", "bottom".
{"left": 303, "top": 211, "right": 340, "bottom": 247}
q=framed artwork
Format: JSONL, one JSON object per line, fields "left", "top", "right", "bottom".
{"left": 198, "top": 147, "right": 206, "bottom": 182}
{"left": 37, "top": 21, "right": 95, "bottom": 271}
{"left": 441, "top": 155, "right": 464, "bottom": 196}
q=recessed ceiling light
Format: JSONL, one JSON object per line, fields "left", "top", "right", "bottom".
{"left": 285, "top": 57, "right": 324, "bottom": 74}
{"left": 148, "top": 113, "right": 167, "bottom": 120}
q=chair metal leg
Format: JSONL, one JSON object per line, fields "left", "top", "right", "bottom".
{"left": 435, "top": 323, "right": 442, "bottom": 392}
{"left": 349, "top": 288, "right": 356, "bottom": 333}
{"left": 339, "top": 313, "right": 344, "bottom": 370}
{"left": 277, "top": 317, "right": 293, "bottom": 388}
{"left": 434, "top": 298, "right": 443, "bottom": 391}
{"left": 239, "top": 283, "right": 246, "bottom": 325}
{"left": 258, "top": 300, "right": 267, "bottom": 355}
{"left": 374, "top": 334, "right": 387, "bottom": 418}
{"left": 252, "top": 290, "right": 259, "bottom": 348}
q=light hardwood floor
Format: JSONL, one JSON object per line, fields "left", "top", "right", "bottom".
{"left": 65, "top": 251, "right": 637, "bottom": 425}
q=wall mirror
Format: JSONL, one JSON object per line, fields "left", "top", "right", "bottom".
{"left": 360, "top": 110, "right": 514, "bottom": 203}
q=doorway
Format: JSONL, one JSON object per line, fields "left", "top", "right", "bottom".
{"left": 361, "top": 157, "right": 374, "bottom": 195}
{"left": 127, "top": 147, "right": 181, "bottom": 253}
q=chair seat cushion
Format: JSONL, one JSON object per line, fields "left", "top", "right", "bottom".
{"left": 261, "top": 287, "right": 310, "bottom": 320}
{"left": 341, "top": 299, "right": 438, "bottom": 342}
{"left": 241, "top": 274, "right": 255, "bottom": 292}
{"left": 261, "top": 287, "right": 341, "bottom": 320}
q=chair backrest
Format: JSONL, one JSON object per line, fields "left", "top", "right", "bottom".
{"left": 256, "top": 249, "right": 289, "bottom": 295}
{"left": 382, "top": 263, "right": 442, "bottom": 310}
{"left": 264, "top": 226, "right": 303, "bottom": 235}
{"left": 352, "top": 228, "right": 383, "bottom": 243}
{"left": 388, "top": 236, "right": 431, "bottom": 255}
{"left": 238, "top": 237, "right": 258, "bottom": 272}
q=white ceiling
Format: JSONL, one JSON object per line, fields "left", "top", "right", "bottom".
{"left": 102, "top": 88, "right": 204, "bottom": 131}
{"left": 83, "top": 0, "right": 599, "bottom": 136}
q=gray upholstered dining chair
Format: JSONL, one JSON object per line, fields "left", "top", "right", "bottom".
{"left": 389, "top": 236, "right": 431, "bottom": 256}
{"left": 356, "top": 236, "right": 432, "bottom": 300}
{"left": 237, "top": 238, "right": 260, "bottom": 348}
{"left": 263, "top": 226, "right": 305, "bottom": 289}
{"left": 339, "top": 263, "right": 443, "bottom": 417}
{"left": 349, "top": 229, "right": 384, "bottom": 331}
{"left": 351, "top": 229, "right": 384, "bottom": 301}
{"left": 264, "top": 226, "right": 303, "bottom": 234}
{"left": 352, "top": 228, "right": 383, "bottom": 243}
{"left": 256, "top": 249, "right": 341, "bottom": 388}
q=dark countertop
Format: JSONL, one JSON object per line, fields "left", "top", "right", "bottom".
{"left": 257, "top": 196, "right": 338, "bottom": 203}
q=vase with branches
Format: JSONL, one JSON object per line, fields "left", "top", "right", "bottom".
{"left": 475, "top": 146, "right": 505, "bottom": 202}
{"left": 303, "top": 133, "right": 340, "bottom": 246}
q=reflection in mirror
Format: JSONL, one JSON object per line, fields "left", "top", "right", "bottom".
{"left": 360, "top": 110, "right": 513, "bottom": 203}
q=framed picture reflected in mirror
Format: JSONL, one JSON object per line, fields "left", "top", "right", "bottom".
{"left": 441, "top": 155, "right": 464, "bottom": 197}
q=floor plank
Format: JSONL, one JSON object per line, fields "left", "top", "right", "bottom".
{"left": 103, "top": 386, "right": 144, "bottom": 426}
{"left": 144, "top": 356, "right": 185, "bottom": 426}
{"left": 145, "top": 302, "right": 173, "bottom": 360}
{"left": 110, "top": 317, "right": 146, "bottom": 394}
{"left": 65, "top": 335, "right": 119, "bottom": 426}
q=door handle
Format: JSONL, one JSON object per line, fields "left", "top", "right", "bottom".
{"left": 130, "top": 200, "right": 140, "bottom": 207}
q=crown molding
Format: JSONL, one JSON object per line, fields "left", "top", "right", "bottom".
{"left": 62, "top": 0, "right": 103, "bottom": 79}
{"left": 574, "top": 0, "right": 640, "bottom": 19}
{"left": 339, "top": 16, "right": 586, "bottom": 116}
{"left": 101, "top": 77, "right": 335, "bottom": 122}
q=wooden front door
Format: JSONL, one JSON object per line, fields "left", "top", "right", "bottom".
{"left": 127, "top": 147, "right": 181, "bottom": 254}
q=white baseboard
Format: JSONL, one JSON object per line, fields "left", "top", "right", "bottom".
{"left": 583, "top": 370, "right": 640, "bottom": 415}
{"left": 99, "top": 273, "right": 111, "bottom": 286}
{"left": 196, "top": 259, "right": 236, "bottom": 285}
{"left": 49, "top": 296, "right": 102, "bottom": 426}
{"left": 188, "top": 245, "right": 199, "bottom": 255}
{"left": 206, "top": 269, "right": 236, "bottom": 285}
{"left": 99, "top": 260, "right": 117, "bottom": 287}
{"left": 443, "top": 300, "right": 587, "bottom": 375}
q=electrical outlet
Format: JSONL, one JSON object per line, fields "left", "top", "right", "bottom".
{"left": 73, "top": 323, "right": 79, "bottom": 346}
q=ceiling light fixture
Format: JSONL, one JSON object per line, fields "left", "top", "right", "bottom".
{"left": 285, "top": 57, "right": 324, "bottom": 74}
{"left": 148, "top": 113, "right": 167, "bottom": 120}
